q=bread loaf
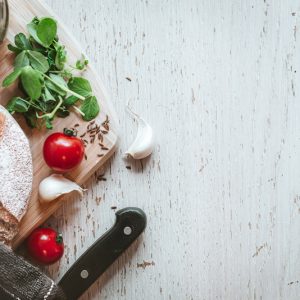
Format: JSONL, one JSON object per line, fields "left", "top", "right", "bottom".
{"left": 0, "top": 105, "right": 32, "bottom": 244}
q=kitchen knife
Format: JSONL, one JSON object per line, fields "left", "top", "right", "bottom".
{"left": 0, "top": 0, "right": 8, "bottom": 43}
{"left": 59, "top": 207, "right": 147, "bottom": 299}
{"left": 0, "top": 207, "right": 147, "bottom": 300}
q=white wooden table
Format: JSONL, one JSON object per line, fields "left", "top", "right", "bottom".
{"left": 43, "top": 1, "right": 300, "bottom": 299}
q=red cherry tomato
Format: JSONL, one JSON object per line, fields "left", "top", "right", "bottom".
{"left": 27, "top": 227, "right": 64, "bottom": 265}
{"left": 43, "top": 129, "right": 84, "bottom": 172}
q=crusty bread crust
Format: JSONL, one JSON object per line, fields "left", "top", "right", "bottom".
{"left": 0, "top": 205, "right": 19, "bottom": 245}
{"left": 0, "top": 112, "right": 5, "bottom": 141}
{"left": 0, "top": 106, "right": 33, "bottom": 244}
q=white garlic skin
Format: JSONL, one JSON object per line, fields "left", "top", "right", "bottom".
{"left": 125, "top": 116, "right": 154, "bottom": 159}
{"left": 39, "top": 174, "right": 85, "bottom": 203}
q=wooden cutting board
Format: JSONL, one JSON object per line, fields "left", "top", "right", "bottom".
{"left": 0, "top": 0, "right": 118, "bottom": 248}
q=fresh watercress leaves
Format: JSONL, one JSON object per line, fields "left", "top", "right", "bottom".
{"left": 27, "top": 50, "right": 49, "bottom": 73}
{"left": 7, "top": 44, "right": 22, "bottom": 54}
{"left": 45, "top": 73, "right": 69, "bottom": 96}
{"left": 21, "top": 66, "right": 43, "bottom": 100}
{"left": 14, "top": 51, "right": 30, "bottom": 69}
{"left": 80, "top": 96, "right": 100, "bottom": 121}
{"left": 43, "top": 87, "right": 55, "bottom": 101}
{"left": 75, "top": 55, "right": 88, "bottom": 70}
{"left": 15, "top": 33, "right": 32, "bottom": 50}
{"left": 3, "top": 16, "right": 100, "bottom": 129}
{"left": 6, "top": 97, "right": 29, "bottom": 113}
{"left": 36, "top": 18, "right": 57, "bottom": 48}
{"left": 2, "top": 69, "right": 22, "bottom": 87}
{"left": 64, "top": 95, "right": 79, "bottom": 107}
{"left": 68, "top": 77, "right": 92, "bottom": 97}
{"left": 54, "top": 43, "right": 67, "bottom": 70}
{"left": 24, "top": 109, "right": 38, "bottom": 128}
{"left": 56, "top": 106, "right": 70, "bottom": 118}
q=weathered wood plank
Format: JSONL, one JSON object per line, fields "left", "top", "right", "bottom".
{"left": 44, "top": 0, "right": 300, "bottom": 299}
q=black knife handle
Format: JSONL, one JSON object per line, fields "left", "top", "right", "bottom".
{"left": 58, "top": 207, "right": 147, "bottom": 300}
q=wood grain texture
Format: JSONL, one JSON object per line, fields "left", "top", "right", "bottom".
{"left": 38, "top": 0, "right": 300, "bottom": 299}
{"left": 0, "top": 0, "right": 118, "bottom": 247}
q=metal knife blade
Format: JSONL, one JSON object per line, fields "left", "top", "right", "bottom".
{"left": 58, "top": 207, "right": 147, "bottom": 300}
{"left": 0, "top": 0, "right": 8, "bottom": 43}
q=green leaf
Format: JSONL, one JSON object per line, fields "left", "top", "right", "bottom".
{"left": 68, "top": 77, "right": 92, "bottom": 97}
{"left": 2, "top": 69, "right": 22, "bottom": 87}
{"left": 6, "top": 97, "right": 29, "bottom": 113}
{"left": 21, "top": 66, "right": 43, "bottom": 100}
{"left": 45, "top": 117, "right": 54, "bottom": 129}
{"left": 45, "top": 74, "right": 67, "bottom": 96}
{"left": 14, "top": 51, "right": 30, "bottom": 69}
{"left": 47, "top": 49, "right": 56, "bottom": 67}
{"left": 55, "top": 44, "right": 67, "bottom": 70}
{"left": 80, "top": 96, "right": 100, "bottom": 121}
{"left": 57, "top": 106, "right": 70, "bottom": 118}
{"left": 50, "top": 73, "right": 68, "bottom": 88}
{"left": 14, "top": 33, "right": 32, "bottom": 50}
{"left": 27, "top": 22, "right": 43, "bottom": 46}
{"left": 37, "top": 18, "right": 57, "bottom": 48}
{"left": 43, "top": 87, "right": 55, "bottom": 101}
{"left": 27, "top": 50, "right": 49, "bottom": 73}
{"left": 24, "top": 110, "right": 38, "bottom": 128}
{"left": 63, "top": 95, "right": 79, "bottom": 107}
{"left": 7, "top": 44, "right": 22, "bottom": 54}
{"left": 75, "top": 55, "right": 88, "bottom": 70}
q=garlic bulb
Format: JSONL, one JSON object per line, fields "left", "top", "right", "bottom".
{"left": 125, "top": 105, "right": 154, "bottom": 159}
{"left": 39, "top": 174, "right": 86, "bottom": 203}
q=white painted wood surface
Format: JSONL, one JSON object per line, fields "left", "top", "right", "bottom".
{"left": 40, "top": 0, "right": 300, "bottom": 299}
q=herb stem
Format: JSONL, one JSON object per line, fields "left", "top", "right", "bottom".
{"left": 36, "top": 96, "right": 63, "bottom": 119}
{"left": 43, "top": 74, "right": 85, "bottom": 100}
{"left": 22, "top": 99, "right": 44, "bottom": 112}
{"left": 72, "top": 105, "right": 85, "bottom": 116}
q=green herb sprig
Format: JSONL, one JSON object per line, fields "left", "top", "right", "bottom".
{"left": 2, "top": 16, "right": 100, "bottom": 129}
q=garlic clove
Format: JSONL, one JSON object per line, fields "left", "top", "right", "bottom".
{"left": 39, "top": 174, "right": 86, "bottom": 203}
{"left": 125, "top": 105, "right": 154, "bottom": 160}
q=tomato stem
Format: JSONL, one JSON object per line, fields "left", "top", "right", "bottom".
{"left": 56, "top": 233, "right": 63, "bottom": 244}
{"left": 63, "top": 128, "right": 76, "bottom": 137}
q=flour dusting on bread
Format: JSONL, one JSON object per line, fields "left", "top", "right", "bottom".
{"left": 0, "top": 105, "right": 33, "bottom": 244}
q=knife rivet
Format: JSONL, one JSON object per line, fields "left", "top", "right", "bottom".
{"left": 80, "top": 269, "right": 89, "bottom": 279}
{"left": 123, "top": 226, "right": 132, "bottom": 235}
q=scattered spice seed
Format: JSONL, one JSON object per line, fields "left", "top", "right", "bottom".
{"left": 97, "top": 177, "right": 107, "bottom": 181}
{"left": 126, "top": 77, "right": 132, "bottom": 82}
{"left": 101, "top": 130, "right": 108, "bottom": 134}
{"left": 111, "top": 206, "right": 117, "bottom": 210}
{"left": 97, "top": 154, "right": 104, "bottom": 157}
{"left": 98, "top": 133, "right": 103, "bottom": 142}
{"left": 74, "top": 124, "right": 80, "bottom": 127}
{"left": 103, "top": 123, "right": 109, "bottom": 131}
{"left": 80, "top": 132, "right": 86, "bottom": 138}
{"left": 101, "top": 147, "right": 109, "bottom": 151}
{"left": 126, "top": 166, "right": 131, "bottom": 170}
{"left": 84, "top": 154, "right": 87, "bottom": 160}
